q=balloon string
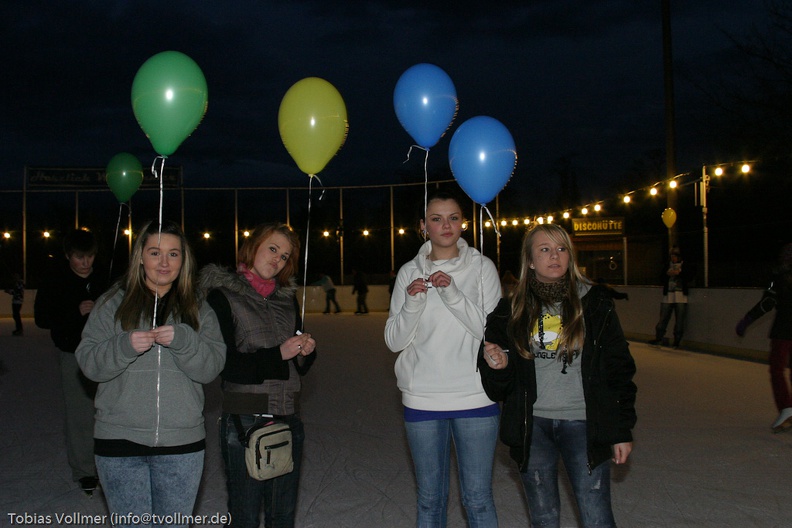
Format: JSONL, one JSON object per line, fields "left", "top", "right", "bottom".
{"left": 107, "top": 203, "right": 131, "bottom": 284}
{"left": 300, "top": 174, "right": 324, "bottom": 331}
{"left": 479, "top": 206, "right": 485, "bottom": 256}
{"left": 403, "top": 145, "right": 430, "bottom": 239}
{"left": 423, "top": 148, "right": 429, "bottom": 230}
{"left": 150, "top": 155, "right": 167, "bottom": 329}
{"left": 481, "top": 205, "right": 500, "bottom": 240}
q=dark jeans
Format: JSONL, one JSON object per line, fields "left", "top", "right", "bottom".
{"left": 324, "top": 289, "right": 341, "bottom": 313}
{"left": 356, "top": 292, "right": 368, "bottom": 313}
{"left": 655, "top": 302, "right": 687, "bottom": 344}
{"left": 220, "top": 413, "right": 305, "bottom": 528}
{"left": 520, "top": 417, "right": 615, "bottom": 528}
{"left": 11, "top": 303, "right": 22, "bottom": 331}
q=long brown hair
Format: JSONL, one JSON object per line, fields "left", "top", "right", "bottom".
{"left": 115, "top": 220, "right": 200, "bottom": 331}
{"left": 509, "top": 224, "right": 587, "bottom": 360}
{"left": 237, "top": 223, "right": 301, "bottom": 286}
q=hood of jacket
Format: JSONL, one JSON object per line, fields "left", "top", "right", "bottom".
{"left": 412, "top": 238, "right": 477, "bottom": 277}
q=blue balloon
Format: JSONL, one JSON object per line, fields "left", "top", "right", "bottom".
{"left": 449, "top": 116, "right": 517, "bottom": 205}
{"left": 393, "top": 63, "right": 458, "bottom": 149}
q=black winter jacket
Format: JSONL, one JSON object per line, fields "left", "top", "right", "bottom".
{"left": 478, "top": 284, "right": 637, "bottom": 472}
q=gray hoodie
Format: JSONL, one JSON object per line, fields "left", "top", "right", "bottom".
{"left": 76, "top": 287, "right": 226, "bottom": 447}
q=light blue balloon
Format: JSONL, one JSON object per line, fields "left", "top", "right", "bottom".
{"left": 449, "top": 116, "right": 517, "bottom": 205}
{"left": 393, "top": 63, "right": 458, "bottom": 149}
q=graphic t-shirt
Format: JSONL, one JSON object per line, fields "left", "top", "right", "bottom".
{"left": 530, "top": 302, "right": 586, "bottom": 420}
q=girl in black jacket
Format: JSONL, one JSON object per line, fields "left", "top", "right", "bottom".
{"left": 479, "top": 224, "right": 637, "bottom": 527}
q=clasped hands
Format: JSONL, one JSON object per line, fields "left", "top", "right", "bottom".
{"left": 406, "top": 271, "right": 452, "bottom": 296}
{"left": 130, "top": 326, "right": 176, "bottom": 354}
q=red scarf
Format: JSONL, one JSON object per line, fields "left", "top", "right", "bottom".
{"left": 238, "top": 263, "right": 276, "bottom": 298}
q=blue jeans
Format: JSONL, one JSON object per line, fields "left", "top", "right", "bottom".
{"left": 655, "top": 302, "right": 687, "bottom": 344}
{"left": 220, "top": 413, "right": 305, "bottom": 528}
{"left": 95, "top": 451, "right": 204, "bottom": 528}
{"left": 520, "top": 417, "right": 615, "bottom": 528}
{"left": 404, "top": 415, "right": 499, "bottom": 528}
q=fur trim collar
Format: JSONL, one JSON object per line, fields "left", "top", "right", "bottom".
{"left": 198, "top": 263, "right": 297, "bottom": 298}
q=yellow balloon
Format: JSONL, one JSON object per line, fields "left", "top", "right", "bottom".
{"left": 278, "top": 77, "right": 348, "bottom": 175}
{"left": 661, "top": 208, "right": 677, "bottom": 228}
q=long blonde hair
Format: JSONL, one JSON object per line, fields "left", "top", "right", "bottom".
{"left": 509, "top": 224, "right": 587, "bottom": 360}
{"left": 115, "top": 220, "right": 200, "bottom": 331}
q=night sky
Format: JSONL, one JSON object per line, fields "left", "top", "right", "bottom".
{"left": 0, "top": 1, "right": 771, "bottom": 206}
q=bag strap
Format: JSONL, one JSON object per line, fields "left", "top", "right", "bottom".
{"left": 231, "top": 414, "right": 250, "bottom": 447}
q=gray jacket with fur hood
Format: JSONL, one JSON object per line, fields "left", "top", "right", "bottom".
{"left": 199, "top": 264, "right": 315, "bottom": 416}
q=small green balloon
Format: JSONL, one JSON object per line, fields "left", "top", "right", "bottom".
{"left": 106, "top": 152, "right": 144, "bottom": 203}
{"left": 131, "top": 51, "right": 208, "bottom": 156}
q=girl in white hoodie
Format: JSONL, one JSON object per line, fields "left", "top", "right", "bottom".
{"left": 385, "top": 190, "right": 502, "bottom": 527}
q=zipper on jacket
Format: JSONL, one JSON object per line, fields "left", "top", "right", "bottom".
{"left": 587, "top": 294, "right": 613, "bottom": 474}
{"left": 522, "top": 389, "right": 530, "bottom": 469}
{"left": 155, "top": 344, "right": 162, "bottom": 445}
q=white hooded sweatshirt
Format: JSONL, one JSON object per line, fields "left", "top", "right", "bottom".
{"left": 385, "top": 238, "right": 501, "bottom": 411}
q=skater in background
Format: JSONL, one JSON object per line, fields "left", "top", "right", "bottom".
{"left": 352, "top": 269, "right": 369, "bottom": 314}
{"left": 315, "top": 272, "right": 341, "bottom": 314}
{"left": 736, "top": 242, "right": 792, "bottom": 433}
{"left": 4, "top": 272, "right": 24, "bottom": 336}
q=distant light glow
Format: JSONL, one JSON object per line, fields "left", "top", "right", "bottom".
{"left": 741, "top": 163, "right": 751, "bottom": 174}
{"left": 623, "top": 195, "right": 631, "bottom": 203}
{"left": 479, "top": 151, "right": 486, "bottom": 162}
{"left": 594, "top": 204, "right": 602, "bottom": 212}
{"left": 243, "top": 231, "right": 250, "bottom": 237}
{"left": 3, "top": 232, "right": 10, "bottom": 239}
{"left": 166, "top": 89, "right": 174, "bottom": 101}
{"left": 323, "top": 230, "right": 330, "bottom": 237}
{"left": 43, "top": 231, "right": 50, "bottom": 238}
{"left": 511, "top": 219, "right": 518, "bottom": 226}
{"left": 398, "top": 228, "right": 405, "bottom": 235}
{"left": 714, "top": 167, "right": 724, "bottom": 176}
{"left": 650, "top": 187, "right": 658, "bottom": 196}
{"left": 310, "top": 117, "right": 316, "bottom": 127}
{"left": 363, "top": 229, "right": 369, "bottom": 236}
{"left": 669, "top": 180, "right": 677, "bottom": 189}
{"left": 563, "top": 211, "right": 570, "bottom": 219}
{"left": 203, "top": 232, "right": 211, "bottom": 239}
{"left": 581, "top": 208, "right": 588, "bottom": 215}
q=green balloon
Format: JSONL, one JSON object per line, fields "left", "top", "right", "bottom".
{"left": 106, "top": 152, "right": 144, "bottom": 203}
{"left": 131, "top": 51, "right": 208, "bottom": 156}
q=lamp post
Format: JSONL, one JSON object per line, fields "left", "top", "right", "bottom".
{"left": 698, "top": 165, "right": 710, "bottom": 287}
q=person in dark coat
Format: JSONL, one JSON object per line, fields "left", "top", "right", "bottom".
{"left": 479, "top": 224, "right": 637, "bottom": 528}
{"left": 34, "top": 229, "right": 108, "bottom": 495}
